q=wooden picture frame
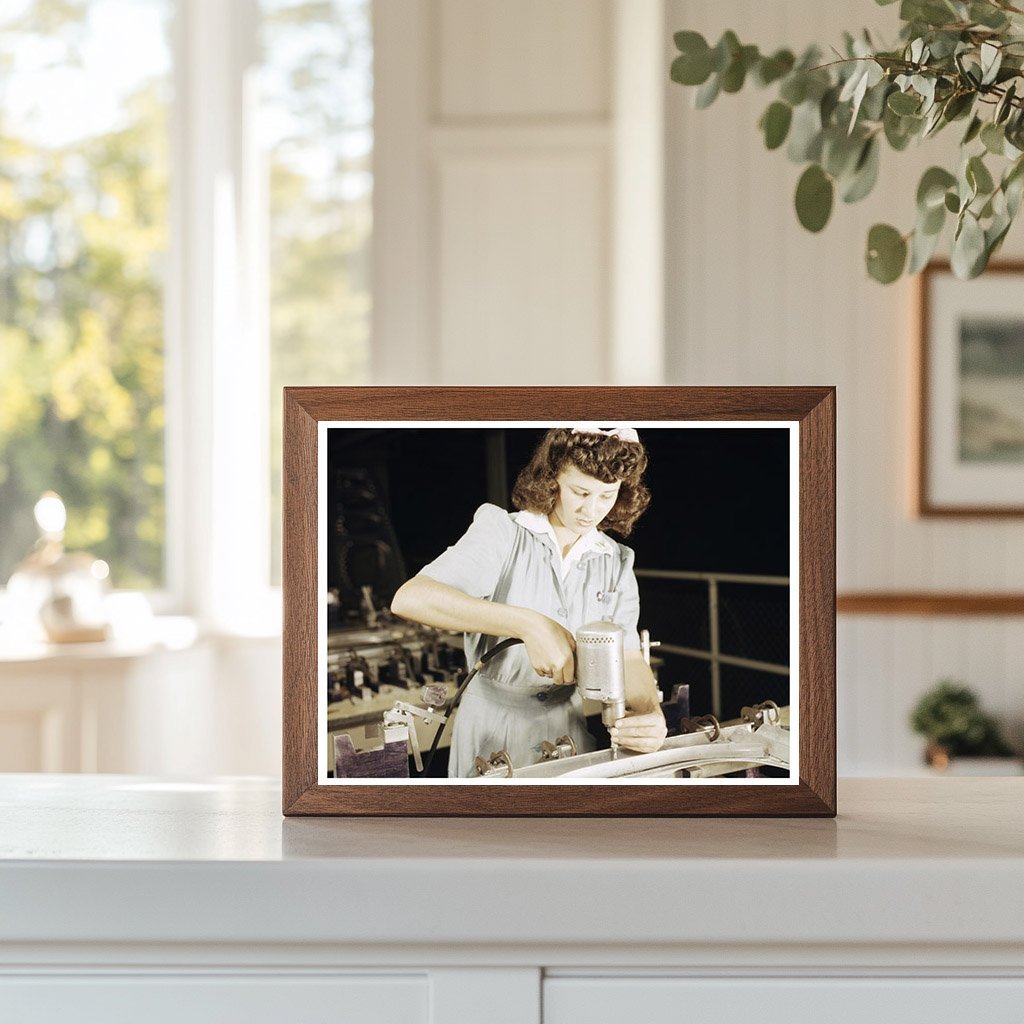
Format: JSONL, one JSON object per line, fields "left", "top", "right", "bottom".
{"left": 282, "top": 387, "right": 836, "bottom": 816}
{"left": 917, "top": 261, "right": 1024, "bottom": 517}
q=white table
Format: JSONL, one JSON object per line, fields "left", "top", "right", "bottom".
{"left": 1, "top": 775, "right": 1022, "bottom": 1022}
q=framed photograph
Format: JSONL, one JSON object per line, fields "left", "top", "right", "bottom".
{"left": 282, "top": 387, "right": 835, "bottom": 816}
{"left": 917, "top": 261, "right": 1024, "bottom": 516}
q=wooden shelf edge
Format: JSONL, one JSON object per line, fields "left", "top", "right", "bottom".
{"left": 837, "top": 593, "right": 1024, "bottom": 616}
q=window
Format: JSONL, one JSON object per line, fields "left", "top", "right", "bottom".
{"left": 0, "top": 0, "right": 374, "bottom": 621}
{"left": 261, "top": 0, "right": 373, "bottom": 582}
{"left": 0, "top": 0, "right": 173, "bottom": 589}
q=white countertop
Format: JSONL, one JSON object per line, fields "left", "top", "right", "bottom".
{"left": 2, "top": 775, "right": 1022, "bottom": 959}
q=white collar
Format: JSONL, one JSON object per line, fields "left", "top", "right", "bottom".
{"left": 511, "top": 509, "right": 617, "bottom": 562}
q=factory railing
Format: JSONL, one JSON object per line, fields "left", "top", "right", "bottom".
{"left": 633, "top": 569, "right": 790, "bottom": 719}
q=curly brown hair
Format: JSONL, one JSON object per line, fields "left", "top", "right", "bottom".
{"left": 511, "top": 428, "right": 650, "bottom": 537}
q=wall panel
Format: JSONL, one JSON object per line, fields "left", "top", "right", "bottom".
{"left": 436, "top": 149, "right": 608, "bottom": 385}
{"left": 438, "top": 0, "right": 610, "bottom": 120}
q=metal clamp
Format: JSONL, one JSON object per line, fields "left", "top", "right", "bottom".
{"left": 640, "top": 628, "right": 661, "bottom": 667}
{"left": 678, "top": 714, "right": 721, "bottom": 742}
{"left": 741, "top": 700, "right": 781, "bottom": 731}
{"left": 383, "top": 698, "right": 448, "bottom": 773}
{"left": 474, "top": 751, "right": 514, "bottom": 778}
{"left": 539, "top": 735, "right": 578, "bottom": 761}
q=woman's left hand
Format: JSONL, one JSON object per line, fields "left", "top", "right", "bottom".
{"left": 609, "top": 711, "right": 667, "bottom": 754}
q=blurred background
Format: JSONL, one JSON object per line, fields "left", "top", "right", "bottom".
{"left": 1, "top": 0, "right": 1021, "bottom": 778}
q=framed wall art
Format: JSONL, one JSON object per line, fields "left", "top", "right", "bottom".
{"left": 282, "top": 387, "right": 836, "bottom": 816}
{"left": 917, "top": 261, "right": 1024, "bottom": 517}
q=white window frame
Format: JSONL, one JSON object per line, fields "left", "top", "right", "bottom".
{"left": 166, "top": 0, "right": 278, "bottom": 634}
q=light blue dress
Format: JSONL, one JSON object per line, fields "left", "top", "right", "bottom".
{"left": 417, "top": 503, "right": 642, "bottom": 777}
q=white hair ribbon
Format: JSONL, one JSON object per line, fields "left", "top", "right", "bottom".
{"left": 569, "top": 424, "right": 640, "bottom": 444}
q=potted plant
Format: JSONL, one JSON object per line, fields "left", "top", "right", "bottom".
{"left": 909, "top": 679, "right": 1019, "bottom": 772}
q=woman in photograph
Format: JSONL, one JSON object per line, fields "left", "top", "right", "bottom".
{"left": 390, "top": 425, "right": 667, "bottom": 777}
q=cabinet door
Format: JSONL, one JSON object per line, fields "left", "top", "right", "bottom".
{"left": 544, "top": 976, "right": 1024, "bottom": 1023}
{"left": 0, "top": 974, "right": 428, "bottom": 1023}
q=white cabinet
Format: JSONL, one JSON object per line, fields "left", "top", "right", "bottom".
{"left": 0, "top": 641, "right": 213, "bottom": 773}
{"left": 1, "top": 777, "right": 1022, "bottom": 1023}
{"left": 1, "top": 975, "right": 429, "bottom": 1024}
{"left": 544, "top": 977, "right": 1024, "bottom": 1023}
{"left": 0, "top": 629, "right": 281, "bottom": 776}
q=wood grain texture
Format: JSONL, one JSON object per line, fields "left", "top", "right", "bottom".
{"left": 838, "top": 593, "right": 1024, "bottom": 615}
{"left": 282, "top": 387, "right": 836, "bottom": 817}
{"left": 282, "top": 391, "right": 319, "bottom": 813}
{"left": 799, "top": 388, "right": 837, "bottom": 814}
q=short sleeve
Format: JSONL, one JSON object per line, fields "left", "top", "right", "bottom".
{"left": 612, "top": 544, "right": 642, "bottom": 650}
{"left": 416, "top": 503, "right": 515, "bottom": 599}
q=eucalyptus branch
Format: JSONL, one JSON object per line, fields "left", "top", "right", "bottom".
{"left": 670, "top": 3, "right": 1024, "bottom": 283}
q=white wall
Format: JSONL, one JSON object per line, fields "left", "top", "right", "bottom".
{"left": 373, "top": 0, "right": 664, "bottom": 386}
{"left": 665, "top": 0, "right": 1024, "bottom": 772}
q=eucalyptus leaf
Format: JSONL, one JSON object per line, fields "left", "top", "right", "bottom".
{"left": 787, "top": 100, "right": 824, "bottom": 162}
{"left": 917, "top": 166, "right": 957, "bottom": 210}
{"left": 970, "top": 2, "right": 1009, "bottom": 30}
{"left": 904, "top": 0, "right": 959, "bottom": 27}
{"left": 962, "top": 115, "right": 983, "bottom": 145}
{"left": 884, "top": 105, "right": 921, "bottom": 149}
{"left": 754, "top": 49, "right": 795, "bottom": 87}
{"left": 981, "top": 122, "right": 1005, "bottom": 155}
{"left": 671, "top": 32, "right": 713, "bottom": 86}
{"left": 842, "top": 137, "right": 880, "bottom": 203}
{"left": 958, "top": 165, "right": 977, "bottom": 208}
{"left": 822, "top": 128, "right": 864, "bottom": 177}
{"left": 980, "top": 42, "right": 1002, "bottom": 87}
{"left": 820, "top": 85, "right": 841, "bottom": 125}
{"left": 967, "top": 154, "right": 995, "bottom": 195}
{"left": 721, "top": 44, "right": 759, "bottom": 93}
{"left": 674, "top": 29, "right": 708, "bottom": 53}
{"left": 921, "top": 200, "right": 945, "bottom": 235}
{"left": 760, "top": 101, "right": 793, "bottom": 150}
{"left": 944, "top": 190, "right": 960, "bottom": 213}
{"left": 848, "top": 72, "right": 871, "bottom": 132}
{"left": 908, "top": 221, "right": 942, "bottom": 273}
{"left": 1006, "top": 171, "right": 1024, "bottom": 218}
{"left": 866, "top": 223, "right": 908, "bottom": 283}
{"left": 694, "top": 73, "right": 721, "bottom": 109}
{"left": 888, "top": 90, "right": 921, "bottom": 115}
{"left": 802, "top": 69, "right": 833, "bottom": 104}
{"left": 795, "top": 44, "right": 824, "bottom": 73}
{"left": 779, "top": 74, "right": 807, "bottom": 106}
{"left": 942, "top": 92, "right": 974, "bottom": 122}
{"left": 922, "top": 102, "right": 946, "bottom": 136}
{"left": 795, "top": 164, "right": 834, "bottom": 232}
{"left": 1002, "top": 157, "right": 1024, "bottom": 216}
{"left": 913, "top": 75, "right": 937, "bottom": 113}
{"left": 951, "top": 211, "right": 986, "bottom": 278}
{"left": 861, "top": 80, "right": 893, "bottom": 122}
{"left": 927, "top": 30, "right": 963, "bottom": 60}
{"left": 710, "top": 31, "right": 740, "bottom": 73}
{"left": 995, "top": 82, "right": 1017, "bottom": 124}
{"left": 986, "top": 213, "right": 1012, "bottom": 260}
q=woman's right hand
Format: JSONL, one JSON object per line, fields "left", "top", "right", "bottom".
{"left": 520, "top": 612, "right": 576, "bottom": 684}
